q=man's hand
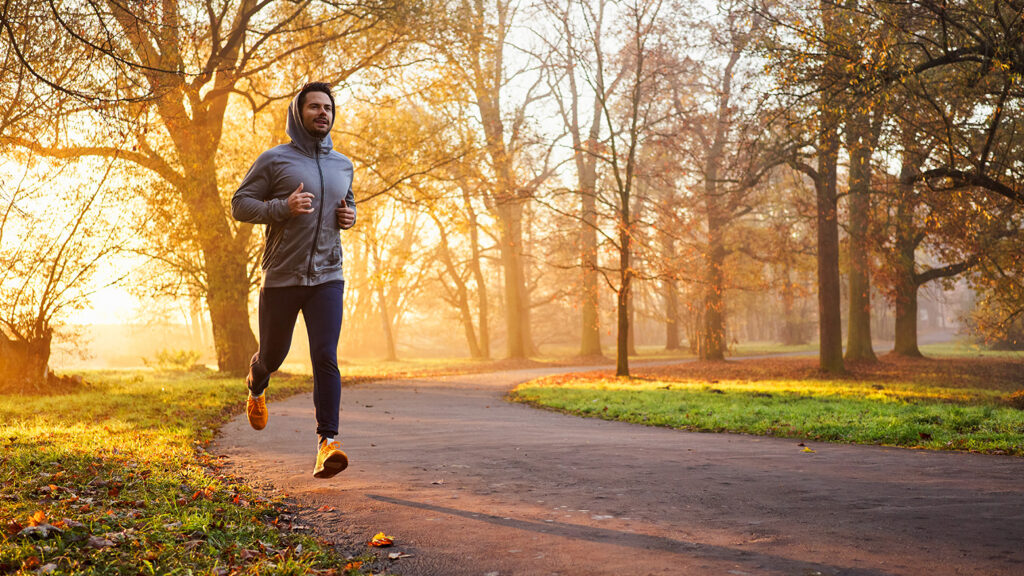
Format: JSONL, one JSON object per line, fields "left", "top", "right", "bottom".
{"left": 287, "top": 182, "right": 314, "bottom": 216}
{"left": 336, "top": 198, "right": 355, "bottom": 229}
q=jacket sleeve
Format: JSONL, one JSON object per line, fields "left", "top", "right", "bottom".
{"left": 341, "top": 181, "right": 356, "bottom": 230}
{"left": 231, "top": 152, "right": 292, "bottom": 224}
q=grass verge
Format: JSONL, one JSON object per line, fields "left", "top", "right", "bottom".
{"left": 0, "top": 370, "right": 388, "bottom": 576}
{"left": 509, "top": 356, "right": 1024, "bottom": 455}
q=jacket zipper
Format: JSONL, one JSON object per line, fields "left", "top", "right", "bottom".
{"left": 307, "top": 146, "right": 326, "bottom": 281}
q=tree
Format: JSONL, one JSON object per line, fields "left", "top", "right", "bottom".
{"left": 668, "top": 1, "right": 785, "bottom": 360}
{"left": 0, "top": 156, "right": 129, "bottom": 390}
{"left": 587, "top": 0, "right": 676, "bottom": 376}
{"left": 538, "top": 0, "right": 610, "bottom": 357}
{"left": 430, "top": 0, "right": 556, "bottom": 359}
{"left": 0, "top": 0, "right": 411, "bottom": 373}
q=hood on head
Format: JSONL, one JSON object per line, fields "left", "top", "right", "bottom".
{"left": 286, "top": 90, "right": 334, "bottom": 157}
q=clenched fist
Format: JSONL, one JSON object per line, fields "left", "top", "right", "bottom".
{"left": 287, "top": 182, "right": 314, "bottom": 216}
{"left": 336, "top": 198, "right": 355, "bottom": 229}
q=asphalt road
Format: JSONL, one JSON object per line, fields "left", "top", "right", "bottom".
{"left": 214, "top": 366, "right": 1024, "bottom": 576}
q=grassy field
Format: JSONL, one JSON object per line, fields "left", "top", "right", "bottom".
{"left": 0, "top": 369, "right": 396, "bottom": 576}
{"left": 509, "top": 354, "right": 1024, "bottom": 455}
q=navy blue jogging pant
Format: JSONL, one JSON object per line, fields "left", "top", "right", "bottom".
{"left": 246, "top": 280, "right": 344, "bottom": 441}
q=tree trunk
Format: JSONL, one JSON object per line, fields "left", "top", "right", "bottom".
{"left": 892, "top": 132, "right": 924, "bottom": 358}
{"left": 434, "top": 217, "right": 484, "bottom": 359}
{"left": 780, "top": 267, "right": 807, "bottom": 345}
{"left": 844, "top": 109, "right": 877, "bottom": 362}
{"left": 616, "top": 206, "right": 632, "bottom": 377}
{"left": 377, "top": 281, "right": 398, "bottom": 361}
{"left": 0, "top": 331, "right": 51, "bottom": 391}
{"left": 815, "top": 114, "right": 845, "bottom": 373}
{"left": 892, "top": 277, "right": 922, "bottom": 357}
{"left": 496, "top": 199, "right": 529, "bottom": 359}
{"left": 580, "top": 183, "right": 602, "bottom": 356}
{"left": 462, "top": 186, "right": 490, "bottom": 359}
{"left": 185, "top": 165, "right": 257, "bottom": 374}
{"left": 664, "top": 275, "right": 680, "bottom": 350}
{"left": 703, "top": 214, "right": 727, "bottom": 360}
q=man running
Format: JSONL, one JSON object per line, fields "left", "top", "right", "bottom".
{"left": 231, "top": 81, "right": 356, "bottom": 479}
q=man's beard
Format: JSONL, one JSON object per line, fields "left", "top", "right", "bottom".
{"left": 305, "top": 119, "right": 330, "bottom": 139}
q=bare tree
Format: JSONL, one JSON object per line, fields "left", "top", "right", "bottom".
{"left": 0, "top": 156, "right": 129, "bottom": 390}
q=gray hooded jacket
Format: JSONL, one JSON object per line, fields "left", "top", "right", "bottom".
{"left": 231, "top": 92, "right": 356, "bottom": 288}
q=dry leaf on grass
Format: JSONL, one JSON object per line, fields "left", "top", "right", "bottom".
{"left": 27, "top": 510, "right": 46, "bottom": 527}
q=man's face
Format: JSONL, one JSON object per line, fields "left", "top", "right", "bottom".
{"left": 301, "top": 91, "right": 333, "bottom": 139}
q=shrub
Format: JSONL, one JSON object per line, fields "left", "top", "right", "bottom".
{"left": 143, "top": 349, "right": 204, "bottom": 371}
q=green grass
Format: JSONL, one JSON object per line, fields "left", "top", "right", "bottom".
{"left": 509, "top": 358, "right": 1024, "bottom": 455}
{"left": 0, "top": 369, "right": 388, "bottom": 575}
{"left": 919, "top": 341, "right": 1024, "bottom": 359}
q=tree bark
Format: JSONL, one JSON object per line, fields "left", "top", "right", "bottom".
{"left": 0, "top": 331, "right": 51, "bottom": 391}
{"left": 703, "top": 210, "right": 727, "bottom": 360}
{"left": 182, "top": 157, "right": 256, "bottom": 374}
{"left": 664, "top": 275, "right": 680, "bottom": 350}
{"left": 579, "top": 176, "right": 602, "bottom": 356}
{"left": 892, "top": 272, "right": 922, "bottom": 357}
{"left": 616, "top": 185, "right": 633, "bottom": 376}
{"left": 496, "top": 199, "right": 529, "bottom": 359}
{"left": 892, "top": 131, "right": 925, "bottom": 358}
{"left": 844, "top": 108, "right": 878, "bottom": 362}
{"left": 815, "top": 0, "right": 845, "bottom": 374}
{"left": 815, "top": 112, "right": 845, "bottom": 373}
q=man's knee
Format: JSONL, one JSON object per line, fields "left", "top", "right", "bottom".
{"left": 309, "top": 346, "right": 339, "bottom": 371}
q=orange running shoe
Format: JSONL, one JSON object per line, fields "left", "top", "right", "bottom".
{"left": 246, "top": 393, "right": 268, "bottom": 430}
{"left": 313, "top": 438, "right": 348, "bottom": 479}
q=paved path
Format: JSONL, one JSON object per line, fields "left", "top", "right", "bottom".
{"left": 214, "top": 366, "right": 1024, "bottom": 576}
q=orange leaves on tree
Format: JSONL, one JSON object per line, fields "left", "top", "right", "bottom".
{"left": 368, "top": 531, "right": 394, "bottom": 547}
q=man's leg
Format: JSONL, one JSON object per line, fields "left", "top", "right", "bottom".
{"left": 301, "top": 280, "right": 344, "bottom": 441}
{"left": 248, "top": 285, "right": 304, "bottom": 397}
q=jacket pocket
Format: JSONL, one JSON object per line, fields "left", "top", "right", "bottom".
{"left": 327, "top": 239, "right": 342, "bottom": 267}
{"left": 262, "top": 225, "right": 285, "bottom": 268}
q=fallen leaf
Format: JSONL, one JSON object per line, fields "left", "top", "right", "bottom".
{"left": 5, "top": 520, "right": 23, "bottom": 536}
{"left": 344, "top": 561, "right": 362, "bottom": 570}
{"left": 37, "top": 563, "right": 58, "bottom": 574}
{"left": 316, "top": 505, "right": 336, "bottom": 512}
{"left": 369, "top": 531, "right": 394, "bottom": 547}
{"left": 28, "top": 511, "right": 46, "bottom": 527}
{"left": 801, "top": 447, "right": 815, "bottom": 453}
{"left": 86, "top": 535, "right": 115, "bottom": 549}
{"left": 388, "top": 552, "right": 413, "bottom": 560}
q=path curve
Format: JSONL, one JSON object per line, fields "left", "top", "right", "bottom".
{"left": 214, "top": 366, "right": 1024, "bottom": 576}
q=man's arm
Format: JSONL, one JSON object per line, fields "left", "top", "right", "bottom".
{"left": 231, "top": 154, "right": 292, "bottom": 224}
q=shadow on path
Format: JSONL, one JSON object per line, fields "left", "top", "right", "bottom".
{"left": 367, "top": 494, "right": 897, "bottom": 576}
